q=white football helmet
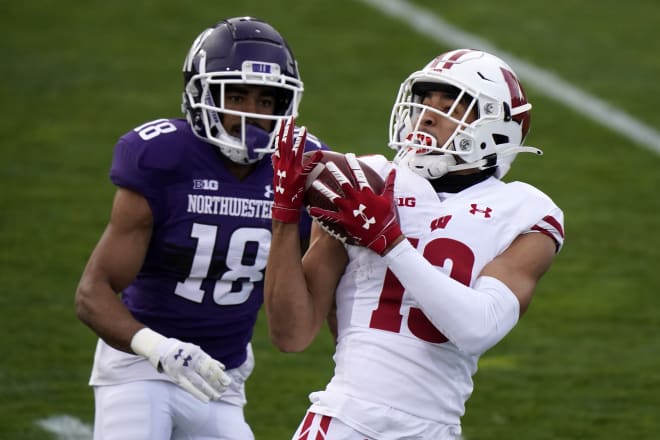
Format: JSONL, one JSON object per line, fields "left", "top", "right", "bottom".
{"left": 389, "top": 49, "right": 542, "bottom": 179}
{"left": 182, "top": 17, "right": 304, "bottom": 164}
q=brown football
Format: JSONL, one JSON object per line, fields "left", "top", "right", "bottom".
{"left": 303, "top": 150, "right": 384, "bottom": 244}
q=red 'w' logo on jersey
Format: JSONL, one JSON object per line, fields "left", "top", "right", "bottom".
{"left": 469, "top": 204, "right": 492, "bottom": 218}
{"left": 430, "top": 215, "right": 452, "bottom": 230}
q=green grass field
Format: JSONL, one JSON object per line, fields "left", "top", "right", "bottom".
{"left": 3, "top": 0, "right": 659, "bottom": 438}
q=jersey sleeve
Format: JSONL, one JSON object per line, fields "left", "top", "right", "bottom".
{"left": 109, "top": 119, "right": 189, "bottom": 223}
{"left": 111, "top": 119, "right": 188, "bottom": 189}
{"left": 512, "top": 182, "right": 565, "bottom": 252}
{"left": 528, "top": 205, "right": 565, "bottom": 252}
{"left": 110, "top": 136, "right": 155, "bottom": 196}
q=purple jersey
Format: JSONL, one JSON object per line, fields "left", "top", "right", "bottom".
{"left": 110, "top": 118, "right": 328, "bottom": 369}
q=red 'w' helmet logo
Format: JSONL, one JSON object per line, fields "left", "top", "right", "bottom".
{"left": 500, "top": 67, "right": 531, "bottom": 140}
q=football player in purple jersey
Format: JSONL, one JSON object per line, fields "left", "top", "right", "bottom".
{"left": 75, "top": 17, "right": 328, "bottom": 439}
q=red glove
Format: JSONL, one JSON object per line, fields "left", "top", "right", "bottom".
{"left": 271, "top": 117, "right": 322, "bottom": 223}
{"left": 309, "top": 155, "right": 403, "bottom": 255}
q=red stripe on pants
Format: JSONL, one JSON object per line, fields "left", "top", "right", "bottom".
{"left": 315, "top": 415, "right": 332, "bottom": 440}
{"left": 297, "top": 412, "right": 316, "bottom": 440}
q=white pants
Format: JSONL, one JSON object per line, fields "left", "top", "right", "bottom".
{"left": 292, "top": 411, "right": 464, "bottom": 440}
{"left": 292, "top": 412, "right": 367, "bottom": 440}
{"left": 93, "top": 380, "right": 254, "bottom": 440}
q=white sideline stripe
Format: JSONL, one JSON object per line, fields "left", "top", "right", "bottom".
{"left": 36, "top": 415, "right": 93, "bottom": 440}
{"left": 357, "top": 0, "right": 660, "bottom": 156}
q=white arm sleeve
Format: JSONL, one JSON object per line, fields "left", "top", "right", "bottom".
{"left": 383, "top": 240, "right": 520, "bottom": 355}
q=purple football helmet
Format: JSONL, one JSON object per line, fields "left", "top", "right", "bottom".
{"left": 182, "top": 17, "right": 304, "bottom": 164}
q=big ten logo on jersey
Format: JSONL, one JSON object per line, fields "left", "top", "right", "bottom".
{"left": 193, "top": 179, "right": 219, "bottom": 190}
{"left": 397, "top": 197, "right": 416, "bottom": 207}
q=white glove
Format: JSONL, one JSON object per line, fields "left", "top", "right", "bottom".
{"left": 130, "top": 328, "right": 232, "bottom": 403}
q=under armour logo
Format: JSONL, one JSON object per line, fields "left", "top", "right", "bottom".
{"left": 469, "top": 203, "right": 492, "bottom": 218}
{"left": 174, "top": 349, "right": 193, "bottom": 367}
{"left": 264, "top": 184, "right": 274, "bottom": 198}
{"left": 275, "top": 170, "right": 286, "bottom": 194}
{"left": 352, "top": 203, "right": 376, "bottom": 230}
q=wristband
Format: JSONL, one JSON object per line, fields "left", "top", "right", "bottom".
{"left": 130, "top": 327, "right": 166, "bottom": 369}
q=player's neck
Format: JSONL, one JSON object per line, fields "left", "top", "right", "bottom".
{"left": 430, "top": 168, "right": 496, "bottom": 193}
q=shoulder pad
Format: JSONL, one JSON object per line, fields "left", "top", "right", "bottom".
{"left": 358, "top": 154, "right": 392, "bottom": 178}
{"left": 118, "top": 118, "right": 191, "bottom": 172}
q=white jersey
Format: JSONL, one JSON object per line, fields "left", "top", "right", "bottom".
{"left": 309, "top": 155, "right": 564, "bottom": 439}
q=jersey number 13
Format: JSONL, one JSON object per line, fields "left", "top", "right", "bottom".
{"left": 369, "top": 237, "right": 474, "bottom": 343}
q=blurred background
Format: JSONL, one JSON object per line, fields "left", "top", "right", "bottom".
{"left": 2, "top": 0, "right": 659, "bottom": 438}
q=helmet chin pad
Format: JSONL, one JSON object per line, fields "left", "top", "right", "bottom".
{"left": 215, "top": 123, "right": 275, "bottom": 164}
{"left": 394, "top": 147, "right": 457, "bottom": 179}
{"left": 244, "top": 124, "right": 273, "bottom": 156}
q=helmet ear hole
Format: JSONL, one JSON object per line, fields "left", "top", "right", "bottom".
{"left": 492, "top": 134, "right": 509, "bottom": 145}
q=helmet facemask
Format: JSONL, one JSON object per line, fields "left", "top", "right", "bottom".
{"left": 183, "top": 61, "right": 302, "bottom": 164}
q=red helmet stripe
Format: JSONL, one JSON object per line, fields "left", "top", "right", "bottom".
{"left": 500, "top": 67, "right": 527, "bottom": 109}
{"left": 441, "top": 49, "right": 474, "bottom": 69}
{"left": 429, "top": 49, "right": 475, "bottom": 71}
{"left": 500, "top": 67, "right": 531, "bottom": 138}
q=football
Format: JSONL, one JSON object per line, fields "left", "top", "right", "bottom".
{"left": 303, "top": 150, "right": 384, "bottom": 243}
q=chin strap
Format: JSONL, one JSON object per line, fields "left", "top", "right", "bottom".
{"left": 411, "top": 154, "right": 455, "bottom": 179}
{"left": 397, "top": 150, "right": 484, "bottom": 179}
{"left": 395, "top": 142, "right": 544, "bottom": 180}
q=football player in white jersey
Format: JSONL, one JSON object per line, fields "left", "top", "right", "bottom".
{"left": 266, "top": 49, "right": 565, "bottom": 439}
